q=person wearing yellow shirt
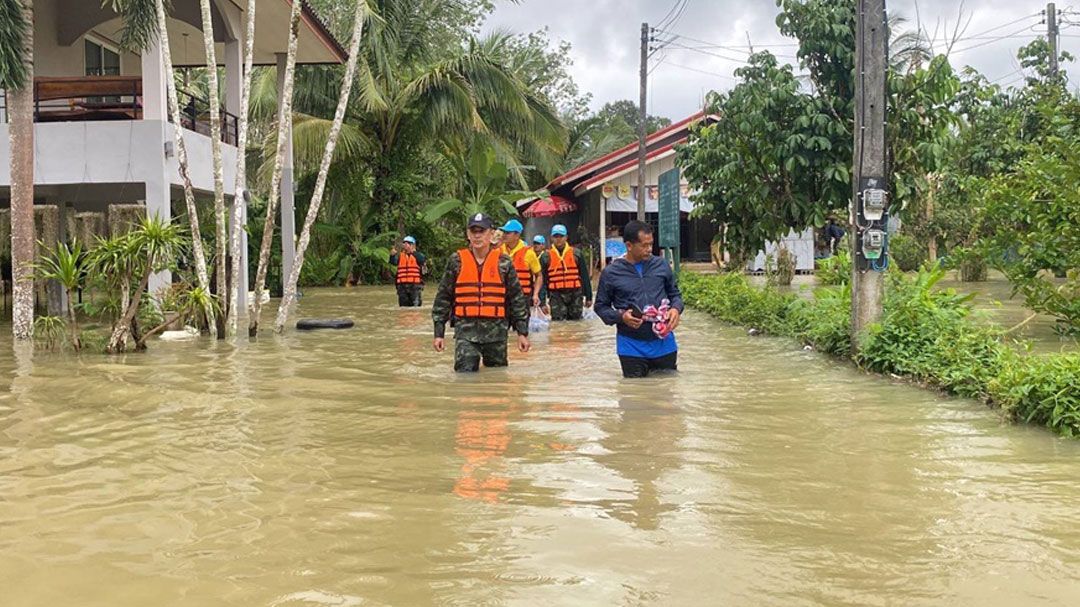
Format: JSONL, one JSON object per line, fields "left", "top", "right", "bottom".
{"left": 500, "top": 219, "right": 542, "bottom": 307}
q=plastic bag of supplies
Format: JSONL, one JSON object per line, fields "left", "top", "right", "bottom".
{"left": 529, "top": 307, "right": 550, "bottom": 333}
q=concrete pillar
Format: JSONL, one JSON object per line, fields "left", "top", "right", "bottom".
{"left": 146, "top": 179, "right": 173, "bottom": 294}
{"left": 276, "top": 53, "right": 296, "bottom": 290}
{"left": 140, "top": 37, "right": 167, "bottom": 121}
{"left": 224, "top": 39, "right": 242, "bottom": 141}
{"left": 599, "top": 197, "right": 607, "bottom": 270}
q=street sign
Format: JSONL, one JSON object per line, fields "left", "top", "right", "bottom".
{"left": 658, "top": 167, "right": 681, "bottom": 249}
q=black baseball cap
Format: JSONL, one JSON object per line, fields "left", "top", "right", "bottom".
{"left": 467, "top": 213, "right": 493, "bottom": 230}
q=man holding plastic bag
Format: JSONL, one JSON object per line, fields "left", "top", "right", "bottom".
{"left": 593, "top": 221, "right": 684, "bottom": 378}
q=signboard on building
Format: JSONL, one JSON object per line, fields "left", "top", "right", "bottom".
{"left": 658, "top": 167, "right": 681, "bottom": 249}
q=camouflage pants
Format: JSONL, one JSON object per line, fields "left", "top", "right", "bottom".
{"left": 549, "top": 289, "right": 584, "bottom": 321}
{"left": 396, "top": 284, "right": 422, "bottom": 307}
{"left": 455, "top": 339, "right": 508, "bottom": 373}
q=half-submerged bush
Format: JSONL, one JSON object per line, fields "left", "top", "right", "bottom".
{"left": 815, "top": 250, "right": 851, "bottom": 286}
{"left": 681, "top": 268, "right": 1080, "bottom": 437}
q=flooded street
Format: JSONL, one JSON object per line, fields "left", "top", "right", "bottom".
{"left": 2, "top": 286, "right": 1079, "bottom": 606}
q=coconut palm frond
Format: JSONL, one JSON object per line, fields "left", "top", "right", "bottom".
{"left": 0, "top": 0, "right": 31, "bottom": 89}
{"left": 104, "top": 0, "right": 162, "bottom": 53}
{"left": 255, "top": 113, "right": 372, "bottom": 184}
{"left": 249, "top": 66, "right": 279, "bottom": 121}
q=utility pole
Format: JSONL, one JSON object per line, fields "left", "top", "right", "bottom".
{"left": 850, "top": 0, "right": 889, "bottom": 344}
{"left": 1048, "top": 3, "right": 1059, "bottom": 78}
{"left": 637, "top": 22, "right": 648, "bottom": 221}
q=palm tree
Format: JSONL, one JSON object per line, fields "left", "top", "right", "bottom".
{"left": 2, "top": 0, "right": 34, "bottom": 340}
{"left": 248, "top": 0, "right": 302, "bottom": 337}
{"left": 247, "top": 2, "right": 567, "bottom": 233}
{"left": 197, "top": 0, "right": 227, "bottom": 338}
{"left": 95, "top": 215, "right": 185, "bottom": 353}
{"left": 228, "top": 0, "right": 257, "bottom": 335}
{"left": 33, "top": 239, "right": 86, "bottom": 350}
{"left": 274, "top": 0, "right": 368, "bottom": 333}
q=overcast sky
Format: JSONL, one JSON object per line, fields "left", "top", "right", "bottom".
{"left": 486, "top": 0, "right": 1076, "bottom": 120}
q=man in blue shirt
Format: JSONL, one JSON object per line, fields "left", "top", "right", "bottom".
{"left": 593, "top": 221, "right": 684, "bottom": 378}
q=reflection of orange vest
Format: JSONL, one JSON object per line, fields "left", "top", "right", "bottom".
{"left": 396, "top": 252, "right": 422, "bottom": 285}
{"left": 504, "top": 244, "right": 533, "bottom": 298}
{"left": 454, "top": 249, "right": 506, "bottom": 319}
{"left": 548, "top": 246, "right": 582, "bottom": 291}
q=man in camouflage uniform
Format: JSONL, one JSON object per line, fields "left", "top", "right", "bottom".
{"left": 433, "top": 213, "right": 531, "bottom": 372}
{"left": 538, "top": 224, "right": 592, "bottom": 321}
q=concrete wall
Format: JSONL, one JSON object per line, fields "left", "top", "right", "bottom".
{"left": 0, "top": 121, "right": 237, "bottom": 202}
{"left": 34, "top": 0, "right": 142, "bottom": 78}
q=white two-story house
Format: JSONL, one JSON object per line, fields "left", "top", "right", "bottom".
{"left": 0, "top": 0, "right": 345, "bottom": 308}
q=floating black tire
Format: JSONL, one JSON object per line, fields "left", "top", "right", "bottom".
{"left": 296, "top": 318, "right": 355, "bottom": 330}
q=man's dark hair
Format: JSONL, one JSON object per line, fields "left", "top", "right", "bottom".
{"left": 623, "top": 220, "right": 654, "bottom": 244}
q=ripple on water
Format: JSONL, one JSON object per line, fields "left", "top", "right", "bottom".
{"left": 1, "top": 286, "right": 1079, "bottom": 606}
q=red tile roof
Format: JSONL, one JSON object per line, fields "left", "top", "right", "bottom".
{"left": 546, "top": 110, "right": 714, "bottom": 191}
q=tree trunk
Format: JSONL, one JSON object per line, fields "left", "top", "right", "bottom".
{"left": 926, "top": 173, "right": 938, "bottom": 264}
{"left": 9, "top": 0, "right": 35, "bottom": 341}
{"left": 66, "top": 288, "right": 81, "bottom": 350}
{"left": 155, "top": 0, "right": 212, "bottom": 304}
{"left": 275, "top": 3, "right": 366, "bottom": 333}
{"left": 229, "top": 0, "right": 258, "bottom": 335}
{"left": 197, "top": 0, "right": 227, "bottom": 339}
{"left": 108, "top": 260, "right": 154, "bottom": 354}
{"left": 249, "top": 0, "right": 303, "bottom": 337}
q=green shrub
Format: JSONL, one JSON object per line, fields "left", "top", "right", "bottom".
{"left": 681, "top": 267, "right": 1080, "bottom": 437}
{"left": 855, "top": 269, "right": 1011, "bottom": 398}
{"left": 816, "top": 250, "right": 851, "bottom": 286}
{"left": 990, "top": 353, "right": 1080, "bottom": 437}
{"left": 788, "top": 285, "right": 853, "bottom": 357}
{"left": 888, "top": 233, "right": 927, "bottom": 272}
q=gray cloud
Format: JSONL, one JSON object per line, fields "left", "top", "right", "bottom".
{"left": 486, "top": 0, "right": 1074, "bottom": 120}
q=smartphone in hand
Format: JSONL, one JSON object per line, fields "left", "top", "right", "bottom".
{"left": 629, "top": 304, "right": 644, "bottom": 319}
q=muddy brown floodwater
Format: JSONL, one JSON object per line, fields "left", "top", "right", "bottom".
{"left": 1, "top": 286, "right": 1079, "bottom": 606}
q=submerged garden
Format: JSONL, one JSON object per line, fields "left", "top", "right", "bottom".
{"left": 0, "top": 1, "right": 1075, "bottom": 437}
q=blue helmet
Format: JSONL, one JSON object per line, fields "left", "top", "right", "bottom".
{"left": 532, "top": 235, "right": 546, "bottom": 245}
{"left": 551, "top": 224, "right": 568, "bottom": 237}
{"left": 501, "top": 219, "right": 524, "bottom": 233}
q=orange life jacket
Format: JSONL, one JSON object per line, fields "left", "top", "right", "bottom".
{"left": 395, "top": 252, "right": 422, "bottom": 285}
{"left": 504, "top": 244, "right": 533, "bottom": 298}
{"left": 547, "top": 245, "right": 582, "bottom": 291}
{"left": 454, "top": 248, "right": 507, "bottom": 319}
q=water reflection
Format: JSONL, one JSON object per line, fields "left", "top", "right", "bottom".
{"left": 591, "top": 384, "right": 684, "bottom": 531}
{"left": 453, "top": 397, "right": 512, "bottom": 503}
{"left": 1, "top": 287, "right": 1079, "bottom": 606}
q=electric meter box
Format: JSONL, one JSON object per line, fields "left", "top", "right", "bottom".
{"left": 862, "top": 188, "right": 887, "bottom": 221}
{"left": 862, "top": 229, "right": 886, "bottom": 260}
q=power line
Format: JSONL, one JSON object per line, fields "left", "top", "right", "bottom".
{"left": 954, "top": 11, "right": 1043, "bottom": 41}
{"left": 654, "top": 0, "right": 683, "bottom": 31}
{"left": 662, "top": 43, "right": 752, "bottom": 64}
{"left": 662, "top": 0, "right": 692, "bottom": 34}
{"left": 662, "top": 61, "right": 737, "bottom": 80}
{"left": 950, "top": 23, "right": 1044, "bottom": 55}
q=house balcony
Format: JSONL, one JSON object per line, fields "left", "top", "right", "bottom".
{"left": 0, "top": 76, "right": 239, "bottom": 146}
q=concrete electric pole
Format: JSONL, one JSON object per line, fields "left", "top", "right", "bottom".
{"left": 1048, "top": 3, "right": 1059, "bottom": 78}
{"left": 637, "top": 22, "right": 649, "bottom": 221}
{"left": 850, "top": 0, "right": 890, "bottom": 344}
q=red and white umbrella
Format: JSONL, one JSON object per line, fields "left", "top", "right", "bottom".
{"left": 521, "top": 195, "right": 578, "bottom": 218}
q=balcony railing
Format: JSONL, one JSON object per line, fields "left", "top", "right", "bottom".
{"left": 176, "top": 88, "right": 239, "bottom": 146}
{"left": 0, "top": 76, "right": 238, "bottom": 146}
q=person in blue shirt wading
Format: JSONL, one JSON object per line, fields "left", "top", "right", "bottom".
{"left": 593, "top": 220, "right": 684, "bottom": 378}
